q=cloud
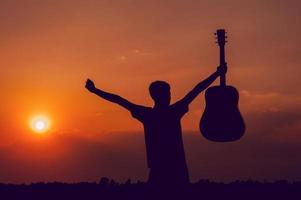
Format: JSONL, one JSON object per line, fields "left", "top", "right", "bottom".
{"left": 240, "top": 90, "right": 301, "bottom": 113}
{"left": 185, "top": 131, "right": 301, "bottom": 182}
{"left": 1, "top": 119, "right": 301, "bottom": 184}
{"left": 0, "top": 132, "right": 148, "bottom": 184}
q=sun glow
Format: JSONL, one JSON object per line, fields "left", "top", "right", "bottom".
{"left": 30, "top": 116, "right": 51, "bottom": 133}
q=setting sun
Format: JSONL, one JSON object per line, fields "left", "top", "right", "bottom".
{"left": 30, "top": 116, "right": 51, "bottom": 133}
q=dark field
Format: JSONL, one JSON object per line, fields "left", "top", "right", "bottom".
{"left": 0, "top": 179, "right": 300, "bottom": 200}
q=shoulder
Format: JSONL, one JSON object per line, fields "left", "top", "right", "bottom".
{"left": 130, "top": 105, "right": 152, "bottom": 121}
{"left": 171, "top": 100, "right": 189, "bottom": 109}
{"left": 131, "top": 105, "right": 152, "bottom": 112}
{"left": 170, "top": 100, "right": 189, "bottom": 116}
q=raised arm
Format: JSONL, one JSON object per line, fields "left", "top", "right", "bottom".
{"left": 85, "top": 79, "right": 136, "bottom": 111}
{"left": 177, "top": 64, "right": 227, "bottom": 106}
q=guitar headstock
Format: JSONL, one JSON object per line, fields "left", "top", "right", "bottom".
{"left": 215, "top": 29, "right": 227, "bottom": 47}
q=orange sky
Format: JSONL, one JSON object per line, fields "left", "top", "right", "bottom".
{"left": 0, "top": 0, "right": 300, "bottom": 183}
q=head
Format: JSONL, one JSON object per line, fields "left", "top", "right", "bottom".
{"left": 149, "top": 81, "right": 171, "bottom": 107}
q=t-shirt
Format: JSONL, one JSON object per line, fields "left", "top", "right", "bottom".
{"left": 130, "top": 101, "right": 189, "bottom": 171}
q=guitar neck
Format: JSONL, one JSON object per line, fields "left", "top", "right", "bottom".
{"left": 219, "top": 44, "right": 226, "bottom": 86}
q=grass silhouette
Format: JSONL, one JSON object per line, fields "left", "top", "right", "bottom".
{"left": 0, "top": 178, "right": 300, "bottom": 200}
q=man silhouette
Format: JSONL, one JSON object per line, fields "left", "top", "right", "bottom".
{"left": 85, "top": 64, "right": 227, "bottom": 186}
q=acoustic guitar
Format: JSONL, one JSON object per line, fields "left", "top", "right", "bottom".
{"left": 200, "top": 29, "right": 245, "bottom": 142}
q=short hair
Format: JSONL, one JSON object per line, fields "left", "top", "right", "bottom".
{"left": 149, "top": 81, "right": 170, "bottom": 100}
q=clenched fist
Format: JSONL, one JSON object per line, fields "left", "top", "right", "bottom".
{"left": 85, "top": 79, "right": 96, "bottom": 93}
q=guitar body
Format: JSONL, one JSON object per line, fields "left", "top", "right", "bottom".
{"left": 199, "top": 29, "right": 245, "bottom": 142}
{"left": 200, "top": 85, "right": 245, "bottom": 142}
